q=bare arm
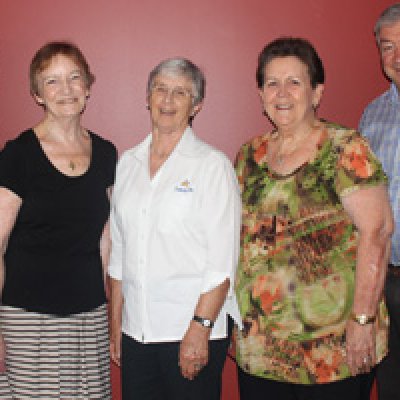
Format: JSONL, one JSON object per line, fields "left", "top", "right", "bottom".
{"left": 0, "top": 187, "right": 22, "bottom": 373}
{"left": 179, "top": 278, "right": 230, "bottom": 380}
{"left": 109, "top": 277, "right": 123, "bottom": 367}
{"left": 341, "top": 184, "right": 393, "bottom": 375}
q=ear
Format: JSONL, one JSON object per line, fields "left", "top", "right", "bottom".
{"left": 33, "top": 93, "right": 45, "bottom": 106}
{"left": 258, "top": 88, "right": 265, "bottom": 102}
{"left": 191, "top": 102, "right": 203, "bottom": 118}
{"left": 312, "top": 84, "right": 324, "bottom": 109}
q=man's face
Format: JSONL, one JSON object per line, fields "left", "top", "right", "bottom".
{"left": 379, "top": 21, "right": 400, "bottom": 88}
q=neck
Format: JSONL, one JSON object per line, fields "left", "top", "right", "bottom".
{"left": 275, "top": 118, "right": 319, "bottom": 140}
{"left": 38, "top": 116, "right": 84, "bottom": 143}
{"left": 150, "top": 127, "right": 186, "bottom": 157}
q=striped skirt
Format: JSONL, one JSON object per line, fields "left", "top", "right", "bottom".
{"left": 0, "top": 304, "right": 111, "bottom": 399}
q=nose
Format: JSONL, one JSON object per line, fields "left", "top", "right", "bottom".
{"left": 61, "top": 78, "right": 73, "bottom": 93}
{"left": 162, "top": 89, "right": 173, "bottom": 103}
{"left": 277, "top": 83, "right": 288, "bottom": 97}
{"left": 394, "top": 46, "right": 400, "bottom": 62}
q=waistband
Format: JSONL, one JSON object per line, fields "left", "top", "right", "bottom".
{"left": 388, "top": 263, "right": 400, "bottom": 277}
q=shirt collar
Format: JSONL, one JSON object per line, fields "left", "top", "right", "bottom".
{"left": 389, "top": 82, "right": 400, "bottom": 104}
{"left": 133, "top": 126, "right": 201, "bottom": 163}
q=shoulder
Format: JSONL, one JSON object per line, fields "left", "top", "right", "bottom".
{"left": 117, "top": 140, "right": 144, "bottom": 166}
{"left": 360, "top": 87, "right": 392, "bottom": 122}
{"left": 322, "top": 120, "right": 360, "bottom": 146}
{"left": 185, "top": 135, "right": 236, "bottom": 178}
{"left": 113, "top": 137, "right": 149, "bottom": 180}
{"left": 235, "top": 132, "right": 270, "bottom": 166}
{"left": 239, "top": 132, "right": 270, "bottom": 151}
{"left": 1, "top": 129, "right": 34, "bottom": 156}
{"left": 90, "top": 131, "right": 117, "bottom": 156}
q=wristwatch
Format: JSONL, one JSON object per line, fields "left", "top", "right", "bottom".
{"left": 193, "top": 315, "right": 214, "bottom": 328}
{"left": 350, "top": 312, "right": 376, "bottom": 325}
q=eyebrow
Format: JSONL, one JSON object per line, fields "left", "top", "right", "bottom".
{"left": 379, "top": 39, "right": 395, "bottom": 45}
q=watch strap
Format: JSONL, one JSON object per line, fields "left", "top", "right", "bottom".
{"left": 350, "top": 312, "right": 376, "bottom": 325}
{"left": 193, "top": 315, "right": 214, "bottom": 328}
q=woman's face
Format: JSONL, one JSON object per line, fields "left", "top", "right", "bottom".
{"left": 259, "top": 56, "right": 323, "bottom": 132}
{"left": 148, "top": 73, "right": 201, "bottom": 134}
{"left": 34, "top": 53, "right": 89, "bottom": 119}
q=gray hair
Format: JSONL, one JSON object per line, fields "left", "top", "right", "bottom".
{"left": 375, "top": 3, "right": 400, "bottom": 44}
{"left": 146, "top": 58, "right": 205, "bottom": 106}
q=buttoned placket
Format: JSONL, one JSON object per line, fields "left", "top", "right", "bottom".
{"left": 136, "top": 158, "right": 165, "bottom": 343}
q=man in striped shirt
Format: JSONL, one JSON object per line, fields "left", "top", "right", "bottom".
{"left": 359, "top": 4, "right": 400, "bottom": 400}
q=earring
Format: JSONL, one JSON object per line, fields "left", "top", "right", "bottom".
{"left": 146, "top": 104, "right": 150, "bottom": 110}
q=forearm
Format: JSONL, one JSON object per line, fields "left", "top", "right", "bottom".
{"left": 195, "top": 278, "right": 229, "bottom": 321}
{"left": 179, "top": 279, "right": 230, "bottom": 379}
{"left": 352, "top": 230, "right": 391, "bottom": 315}
{"left": 109, "top": 277, "right": 123, "bottom": 333}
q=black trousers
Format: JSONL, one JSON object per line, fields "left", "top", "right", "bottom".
{"left": 237, "top": 366, "right": 375, "bottom": 400}
{"left": 121, "top": 320, "right": 232, "bottom": 400}
{"left": 376, "top": 265, "right": 400, "bottom": 400}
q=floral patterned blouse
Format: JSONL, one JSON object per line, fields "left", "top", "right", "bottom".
{"left": 234, "top": 121, "right": 389, "bottom": 384}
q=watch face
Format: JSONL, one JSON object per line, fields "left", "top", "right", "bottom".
{"left": 359, "top": 315, "right": 367, "bottom": 325}
{"left": 193, "top": 315, "right": 213, "bottom": 328}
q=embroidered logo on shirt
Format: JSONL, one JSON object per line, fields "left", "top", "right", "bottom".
{"left": 174, "top": 179, "right": 194, "bottom": 192}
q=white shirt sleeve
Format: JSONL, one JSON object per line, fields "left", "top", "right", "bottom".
{"left": 108, "top": 161, "right": 125, "bottom": 281}
{"left": 199, "top": 153, "right": 241, "bottom": 296}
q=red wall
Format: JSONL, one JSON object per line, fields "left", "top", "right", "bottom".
{"left": 0, "top": 1, "right": 392, "bottom": 398}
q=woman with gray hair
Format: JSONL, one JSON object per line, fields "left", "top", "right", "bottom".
{"left": 108, "top": 58, "right": 241, "bottom": 399}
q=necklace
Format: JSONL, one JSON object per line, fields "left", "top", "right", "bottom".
{"left": 276, "top": 154, "right": 284, "bottom": 164}
{"left": 274, "top": 127, "right": 315, "bottom": 165}
{"left": 69, "top": 160, "right": 76, "bottom": 170}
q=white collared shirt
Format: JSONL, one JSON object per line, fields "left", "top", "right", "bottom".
{"left": 108, "top": 127, "right": 242, "bottom": 343}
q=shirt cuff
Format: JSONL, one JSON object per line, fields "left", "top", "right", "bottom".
{"left": 108, "top": 264, "right": 122, "bottom": 280}
{"left": 200, "top": 270, "right": 231, "bottom": 294}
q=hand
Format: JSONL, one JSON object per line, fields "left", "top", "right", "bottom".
{"left": 345, "top": 319, "right": 376, "bottom": 376}
{"left": 110, "top": 325, "right": 122, "bottom": 367}
{"left": 179, "top": 321, "right": 210, "bottom": 380}
{"left": 0, "top": 333, "right": 6, "bottom": 373}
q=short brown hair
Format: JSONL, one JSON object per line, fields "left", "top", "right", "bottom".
{"left": 256, "top": 37, "right": 325, "bottom": 89}
{"left": 30, "top": 41, "right": 95, "bottom": 96}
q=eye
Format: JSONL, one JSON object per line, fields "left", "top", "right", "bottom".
{"left": 265, "top": 80, "right": 277, "bottom": 88}
{"left": 153, "top": 85, "right": 168, "bottom": 96}
{"left": 290, "top": 78, "right": 301, "bottom": 85}
{"left": 44, "top": 78, "right": 57, "bottom": 85}
{"left": 173, "top": 88, "right": 188, "bottom": 98}
{"left": 381, "top": 42, "right": 394, "bottom": 53}
{"left": 70, "top": 72, "right": 82, "bottom": 80}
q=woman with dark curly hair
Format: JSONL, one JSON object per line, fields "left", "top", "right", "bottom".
{"left": 234, "top": 37, "right": 393, "bottom": 400}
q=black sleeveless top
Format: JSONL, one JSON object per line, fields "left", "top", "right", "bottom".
{"left": 0, "top": 129, "right": 117, "bottom": 316}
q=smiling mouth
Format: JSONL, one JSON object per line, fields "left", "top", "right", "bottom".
{"left": 275, "top": 104, "right": 293, "bottom": 110}
{"left": 159, "top": 108, "right": 176, "bottom": 115}
{"left": 57, "top": 98, "right": 78, "bottom": 104}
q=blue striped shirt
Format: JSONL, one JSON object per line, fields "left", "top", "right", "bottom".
{"left": 359, "top": 83, "right": 400, "bottom": 265}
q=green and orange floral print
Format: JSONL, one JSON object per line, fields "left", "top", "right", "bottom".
{"left": 234, "top": 121, "right": 388, "bottom": 384}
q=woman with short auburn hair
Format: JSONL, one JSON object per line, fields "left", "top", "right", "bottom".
{"left": 0, "top": 41, "right": 116, "bottom": 399}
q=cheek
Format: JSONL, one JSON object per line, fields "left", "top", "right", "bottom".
{"left": 260, "top": 91, "right": 274, "bottom": 107}
{"left": 382, "top": 53, "right": 394, "bottom": 67}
